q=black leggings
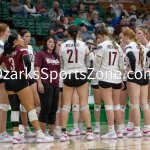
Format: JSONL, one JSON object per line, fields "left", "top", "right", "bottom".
{"left": 9, "top": 94, "right": 20, "bottom": 128}
{"left": 38, "top": 82, "right": 59, "bottom": 124}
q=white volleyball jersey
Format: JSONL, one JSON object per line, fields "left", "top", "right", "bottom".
{"left": 0, "top": 40, "right": 4, "bottom": 55}
{"left": 123, "top": 53, "right": 127, "bottom": 81}
{"left": 0, "top": 40, "right": 4, "bottom": 79}
{"left": 146, "top": 42, "right": 150, "bottom": 69}
{"left": 96, "top": 40, "right": 123, "bottom": 84}
{"left": 27, "top": 45, "right": 35, "bottom": 78}
{"left": 60, "top": 40, "right": 89, "bottom": 74}
{"left": 125, "top": 42, "right": 147, "bottom": 72}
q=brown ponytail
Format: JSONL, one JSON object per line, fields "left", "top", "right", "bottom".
{"left": 134, "top": 36, "right": 144, "bottom": 68}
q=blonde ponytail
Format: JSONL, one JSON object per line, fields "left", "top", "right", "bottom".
{"left": 134, "top": 36, "right": 144, "bottom": 68}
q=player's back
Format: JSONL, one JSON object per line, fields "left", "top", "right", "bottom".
{"left": 60, "top": 40, "right": 89, "bottom": 73}
{"left": 99, "top": 40, "right": 122, "bottom": 72}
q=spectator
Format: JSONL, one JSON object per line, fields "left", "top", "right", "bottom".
{"left": 35, "top": 0, "right": 47, "bottom": 15}
{"left": 24, "top": 0, "right": 36, "bottom": 15}
{"left": 49, "top": 16, "right": 67, "bottom": 40}
{"left": 48, "top": 1, "right": 64, "bottom": 23}
{"left": 128, "top": 18, "right": 136, "bottom": 32}
{"left": 65, "top": 3, "right": 78, "bottom": 22}
{"left": 86, "top": 5, "right": 95, "bottom": 22}
{"left": 110, "top": 0, "right": 119, "bottom": 16}
{"left": 107, "top": 26, "right": 115, "bottom": 36}
{"left": 105, "top": 7, "right": 116, "bottom": 26}
{"left": 116, "top": 4, "right": 128, "bottom": 18}
{"left": 136, "top": 11, "right": 144, "bottom": 26}
{"left": 115, "top": 18, "right": 127, "bottom": 35}
{"left": 129, "top": 5, "right": 137, "bottom": 18}
{"left": 79, "top": 23, "right": 94, "bottom": 42}
{"left": 78, "top": 3, "right": 87, "bottom": 18}
{"left": 90, "top": 10, "right": 103, "bottom": 31}
{"left": 10, "top": 0, "right": 24, "bottom": 15}
{"left": 143, "top": 13, "right": 150, "bottom": 25}
{"left": 63, "top": 16, "right": 69, "bottom": 29}
{"left": 74, "top": 11, "right": 92, "bottom": 30}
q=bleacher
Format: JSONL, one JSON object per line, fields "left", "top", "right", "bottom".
{"left": 0, "top": 0, "right": 149, "bottom": 53}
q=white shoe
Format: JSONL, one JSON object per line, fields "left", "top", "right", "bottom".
{"left": 85, "top": 132, "right": 95, "bottom": 141}
{"left": 127, "top": 131, "right": 142, "bottom": 138}
{"left": 101, "top": 132, "right": 117, "bottom": 139}
{"left": 12, "top": 137, "right": 26, "bottom": 144}
{"left": 2, "top": 132, "right": 13, "bottom": 141}
{"left": 25, "top": 130, "right": 36, "bottom": 137}
{"left": 94, "top": 126, "right": 100, "bottom": 134}
{"left": 69, "top": 128, "right": 80, "bottom": 136}
{"left": 45, "top": 133, "right": 54, "bottom": 140}
{"left": 19, "top": 125, "right": 25, "bottom": 133}
{"left": 142, "top": 130, "right": 150, "bottom": 137}
{"left": 53, "top": 128, "right": 61, "bottom": 139}
{"left": 79, "top": 127, "right": 86, "bottom": 135}
{"left": 36, "top": 135, "right": 54, "bottom": 143}
{"left": 123, "top": 127, "right": 134, "bottom": 134}
{"left": 0, "top": 135, "right": 12, "bottom": 143}
{"left": 60, "top": 132, "right": 70, "bottom": 142}
{"left": 117, "top": 131, "right": 123, "bottom": 138}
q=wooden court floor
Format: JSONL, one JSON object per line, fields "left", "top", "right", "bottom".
{"left": 0, "top": 124, "right": 150, "bottom": 150}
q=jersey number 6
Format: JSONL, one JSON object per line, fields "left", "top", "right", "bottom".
{"left": 67, "top": 49, "right": 78, "bottom": 63}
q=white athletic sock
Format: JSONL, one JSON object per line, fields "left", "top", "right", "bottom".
{"left": 134, "top": 126, "right": 140, "bottom": 132}
{"left": 108, "top": 125, "right": 115, "bottom": 133}
{"left": 14, "top": 131, "right": 20, "bottom": 138}
{"left": 143, "top": 125, "right": 150, "bottom": 132}
{"left": 55, "top": 126, "right": 61, "bottom": 130}
{"left": 127, "top": 122, "right": 134, "bottom": 129}
{"left": 95, "top": 122, "right": 100, "bottom": 127}
{"left": 74, "top": 123, "right": 79, "bottom": 129}
{"left": 117, "top": 124, "right": 124, "bottom": 132}
{"left": 79, "top": 123, "right": 83, "bottom": 128}
{"left": 36, "top": 130, "right": 44, "bottom": 138}
{"left": 25, "top": 126, "right": 30, "bottom": 131}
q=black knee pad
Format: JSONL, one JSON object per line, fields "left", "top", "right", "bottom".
{"left": 9, "top": 94, "right": 20, "bottom": 111}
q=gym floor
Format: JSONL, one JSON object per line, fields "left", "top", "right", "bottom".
{"left": 1, "top": 123, "right": 150, "bottom": 150}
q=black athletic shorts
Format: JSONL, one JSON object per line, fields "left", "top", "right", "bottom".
{"left": 28, "top": 79, "right": 36, "bottom": 86}
{"left": 122, "top": 81, "right": 127, "bottom": 91}
{"left": 63, "top": 73, "right": 88, "bottom": 87}
{"left": 91, "top": 85, "right": 99, "bottom": 89}
{"left": 5, "top": 76, "right": 28, "bottom": 93}
{"left": 99, "top": 81, "right": 122, "bottom": 89}
{"left": 127, "top": 71, "right": 149, "bottom": 86}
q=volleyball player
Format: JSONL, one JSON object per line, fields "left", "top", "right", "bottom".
{"left": 94, "top": 24, "right": 124, "bottom": 139}
{"left": 136, "top": 26, "right": 150, "bottom": 107}
{"left": 87, "top": 38, "right": 102, "bottom": 134}
{"left": 0, "top": 23, "right": 12, "bottom": 142}
{"left": 54, "top": 39, "right": 64, "bottom": 138}
{"left": 60, "top": 25, "right": 95, "bottom": 141}
{"left": 19, "top": 29, "right": 40, "bottom": 137}
{"left": 122, "top": 28, "right": 150, "bottom": 137}
{"left": 0, "top": 33, "right": 53, "bottom": 143}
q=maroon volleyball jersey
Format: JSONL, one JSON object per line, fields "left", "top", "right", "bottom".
{"left": 0, "top": 46, "right": 28, "bottom": 73}
{"left": 35, "top": 51, "right": 60, "bottom": 87}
